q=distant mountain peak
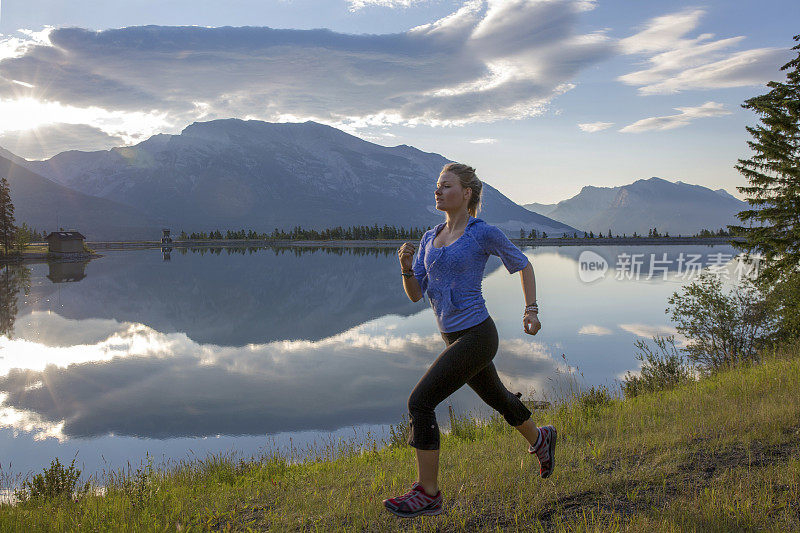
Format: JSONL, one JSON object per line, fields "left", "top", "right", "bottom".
{"left": 524, "top": 175, "right": 748, "bottom": 235}
{"left": 181, "top": 118, "right": 250, "bottom": 136}
{"left": 714, "top": 188, "right": 739, "bottom": 201}
{"left": 0, "top": 146, "right": 29, "bottom": 165}
{"left": 182, "top": 118, "right": 335, "bottom": 133}
{"left": 178, "top": 118, "right": 366, "bottom": 149}
{"left": 577, "top": 184, "right": 614, "bottom": 194}
{"left": 632, "top": 176, "right": 670, "bottom": 186}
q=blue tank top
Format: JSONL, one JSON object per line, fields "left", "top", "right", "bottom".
{"left": 413, "top": 216, "right": 530, "bottom": 333}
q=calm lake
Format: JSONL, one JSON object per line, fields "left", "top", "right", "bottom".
{"left": 0, "top": 242, "right": 747, "bottom": 479}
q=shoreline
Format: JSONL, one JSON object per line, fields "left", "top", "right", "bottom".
{"left": 1, "top": 236, "right": 745, "bottom": 265}
{"left": 86, "top": 235, "right": 743, "bottom": 250}
{"left": 0, "top": 251, "right": 101, "bottom": 265}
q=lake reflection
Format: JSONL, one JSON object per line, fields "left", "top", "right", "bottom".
{"left": 0, "top": 243, "right": 742, "bottom": 477}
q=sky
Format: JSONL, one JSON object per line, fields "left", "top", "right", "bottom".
{"left": 0, "top": 0, "right": 797, "bottom": 205}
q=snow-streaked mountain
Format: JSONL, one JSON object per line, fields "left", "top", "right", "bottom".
{"left": 713, "top": 188, "right": 740, "bottom": 201}
{"left": 17, "top": 119, "right": 577, "bottom": 236}
{"left": 0, "top": 155, "right": 162, "bottom": 240}
{"left": 523, "top": 177, "right": 748, "bottom": 236}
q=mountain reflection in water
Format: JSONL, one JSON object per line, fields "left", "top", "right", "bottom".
{"left": 17, "top": 246, "right": 506, "bottom": 346}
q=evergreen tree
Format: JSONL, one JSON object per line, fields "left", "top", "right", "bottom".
{"left": 0, "top": 176, "right": 16, "bottom": 255}
{"left": 14, "top": 222, "right": 34, "bottom": 250}
{"left": 0, "top": 264, "right": 30, "bottom": 337}
{"left": 731, "top": 35, "right": 800, "bottom": 285}
{"left": 730, "top": 35, "right": 800, "bottom": 340}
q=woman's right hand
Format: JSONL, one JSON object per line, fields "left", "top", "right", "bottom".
{"left": 398, "top": 242, "right": 415, "bottom": 271}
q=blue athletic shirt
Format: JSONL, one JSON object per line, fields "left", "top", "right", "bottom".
{"left": 413, "top": 216, "right": 531, "bottom": 333}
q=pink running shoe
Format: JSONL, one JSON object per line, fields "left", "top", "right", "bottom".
{"left": 383, "top": 481, "right": 443, "bottom": 518}
{"left": 528, "top": 425, "right": 557, "bottom": 479}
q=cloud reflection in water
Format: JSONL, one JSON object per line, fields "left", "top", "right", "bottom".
{"left": 0, "top": 311, "right": 561, "bottom": 440}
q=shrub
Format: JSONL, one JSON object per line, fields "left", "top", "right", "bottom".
{"left": 760, "top": 271, "right": 800, "bottom": 344}
{"left": 579, "top": 385, "right": 613, "bottom": 410}
{"left": 115, "top": 455, "right": 158, "bottom": 506}
{"left": 386, "top": 413, "right": 409, "bottom": 448}
{"left": 447, "top": 404, "right": 480, "bottom": 441}
{"left": 666, "top": 272, "right": 778, "bottom": 372}
{"left": 14, "top": 457, "right": 89, "bottom": 503}
{"left": 622, "top": 335, "right": 692, "bottom": 398}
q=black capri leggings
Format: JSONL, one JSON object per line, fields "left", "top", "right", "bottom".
{"left": 407, "top": 316, "right": 532, "bottom": 450}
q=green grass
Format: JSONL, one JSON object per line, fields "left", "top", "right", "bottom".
{"left": 22, "top": 244, "right": 48, "bottom": 253}
{"left": 2, "top": 340, "right": 799, "bottom": 531}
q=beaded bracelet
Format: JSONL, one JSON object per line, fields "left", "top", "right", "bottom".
{"left": 401, "top": 270, "right": 414, "bottom": 278}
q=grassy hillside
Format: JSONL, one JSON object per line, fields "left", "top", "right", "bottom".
{"left": 1, "top": 340, "right": 798, "bottom": 531}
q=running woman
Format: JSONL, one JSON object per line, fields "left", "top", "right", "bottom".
{"left": 383, "top": 163, "right": 556, "bottom": 518}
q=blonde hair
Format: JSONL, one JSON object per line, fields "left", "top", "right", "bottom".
{"left": 441, "top": 162, "right": 482, "bottom": 217}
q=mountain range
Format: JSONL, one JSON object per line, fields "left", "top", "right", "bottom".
{"left": 2, "top": 119, "right": 576, "bottom": 240}
{"left": 1, "top": 119, "right": 750, "bottom": 240}
{"left": 0, "top": 154, "right": 161, "bottom": 240}
{"left": 522, "top": 178, "right": 749, "bottom": 236}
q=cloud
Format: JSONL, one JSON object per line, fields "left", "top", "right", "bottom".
{"left": 578, "top": 324, "right": 612, "bottom": 335}
{"left": 618, "top": 323, "right": 689, "bottom": 346}
{"left": 0, "top": 0, "right": 614, "bottom": 150}
{"left": 469, "top": 137, "right": 497, "bottom": 144}
{"left": 0, "top": 96, "right": 170, "bottom": 149}
{"left": 619, "top": 9, "right": 705, "bottom": 55}
{"left": 618, "top": 323, "right": 675, "bottom": 338}
{"left": 348, "top": 0, "right": 428, "bottom": 11}
{"left": 618, "top": 8, "right": 792, "bottom": 95}
{"left": 619, "top": 101, "right": 730, "bottom": 133}
{"left": 0, "top": 312, "right": 563, "bottom": 439}
{"left": 578, "top": 121, "right": 613, "bottom": 132}
{"left": 627, "top": 48, "right": 792, "bottom": 95}
{"left": 0, "top": 123, "right": 125, "bottom": 159}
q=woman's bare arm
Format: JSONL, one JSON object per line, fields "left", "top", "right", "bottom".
{"left": 402, "top": 275, "right": 423, "bottom": 302}
{"left": 519, "top": 262, "right": 541, "bottom": 335}
{"left": 520, "top": 262, "right": 536, "bottom": 304}
{"left": 398, "top": 241, "right": 423, "bottom": 302}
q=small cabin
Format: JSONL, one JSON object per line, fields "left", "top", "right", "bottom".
{"left": 45, "top": 230, "right": 86, "bottom": 254}
{"left": 161, "top": 228, "right": 172, "bottom": 244}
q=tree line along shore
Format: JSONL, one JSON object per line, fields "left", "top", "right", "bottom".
{"left": 0, "top": 235, "right": 745, "bottom": 266}
{"left": 87, "top": 234, "right": 742, "bottom": 248}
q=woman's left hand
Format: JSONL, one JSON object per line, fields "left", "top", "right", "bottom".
{"left": 523, "top": 312, "right": 541, "bottom": 335}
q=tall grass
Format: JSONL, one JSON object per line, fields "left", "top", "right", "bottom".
{"left": 1, "top": 341, "right": 798, "bottom": 531}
